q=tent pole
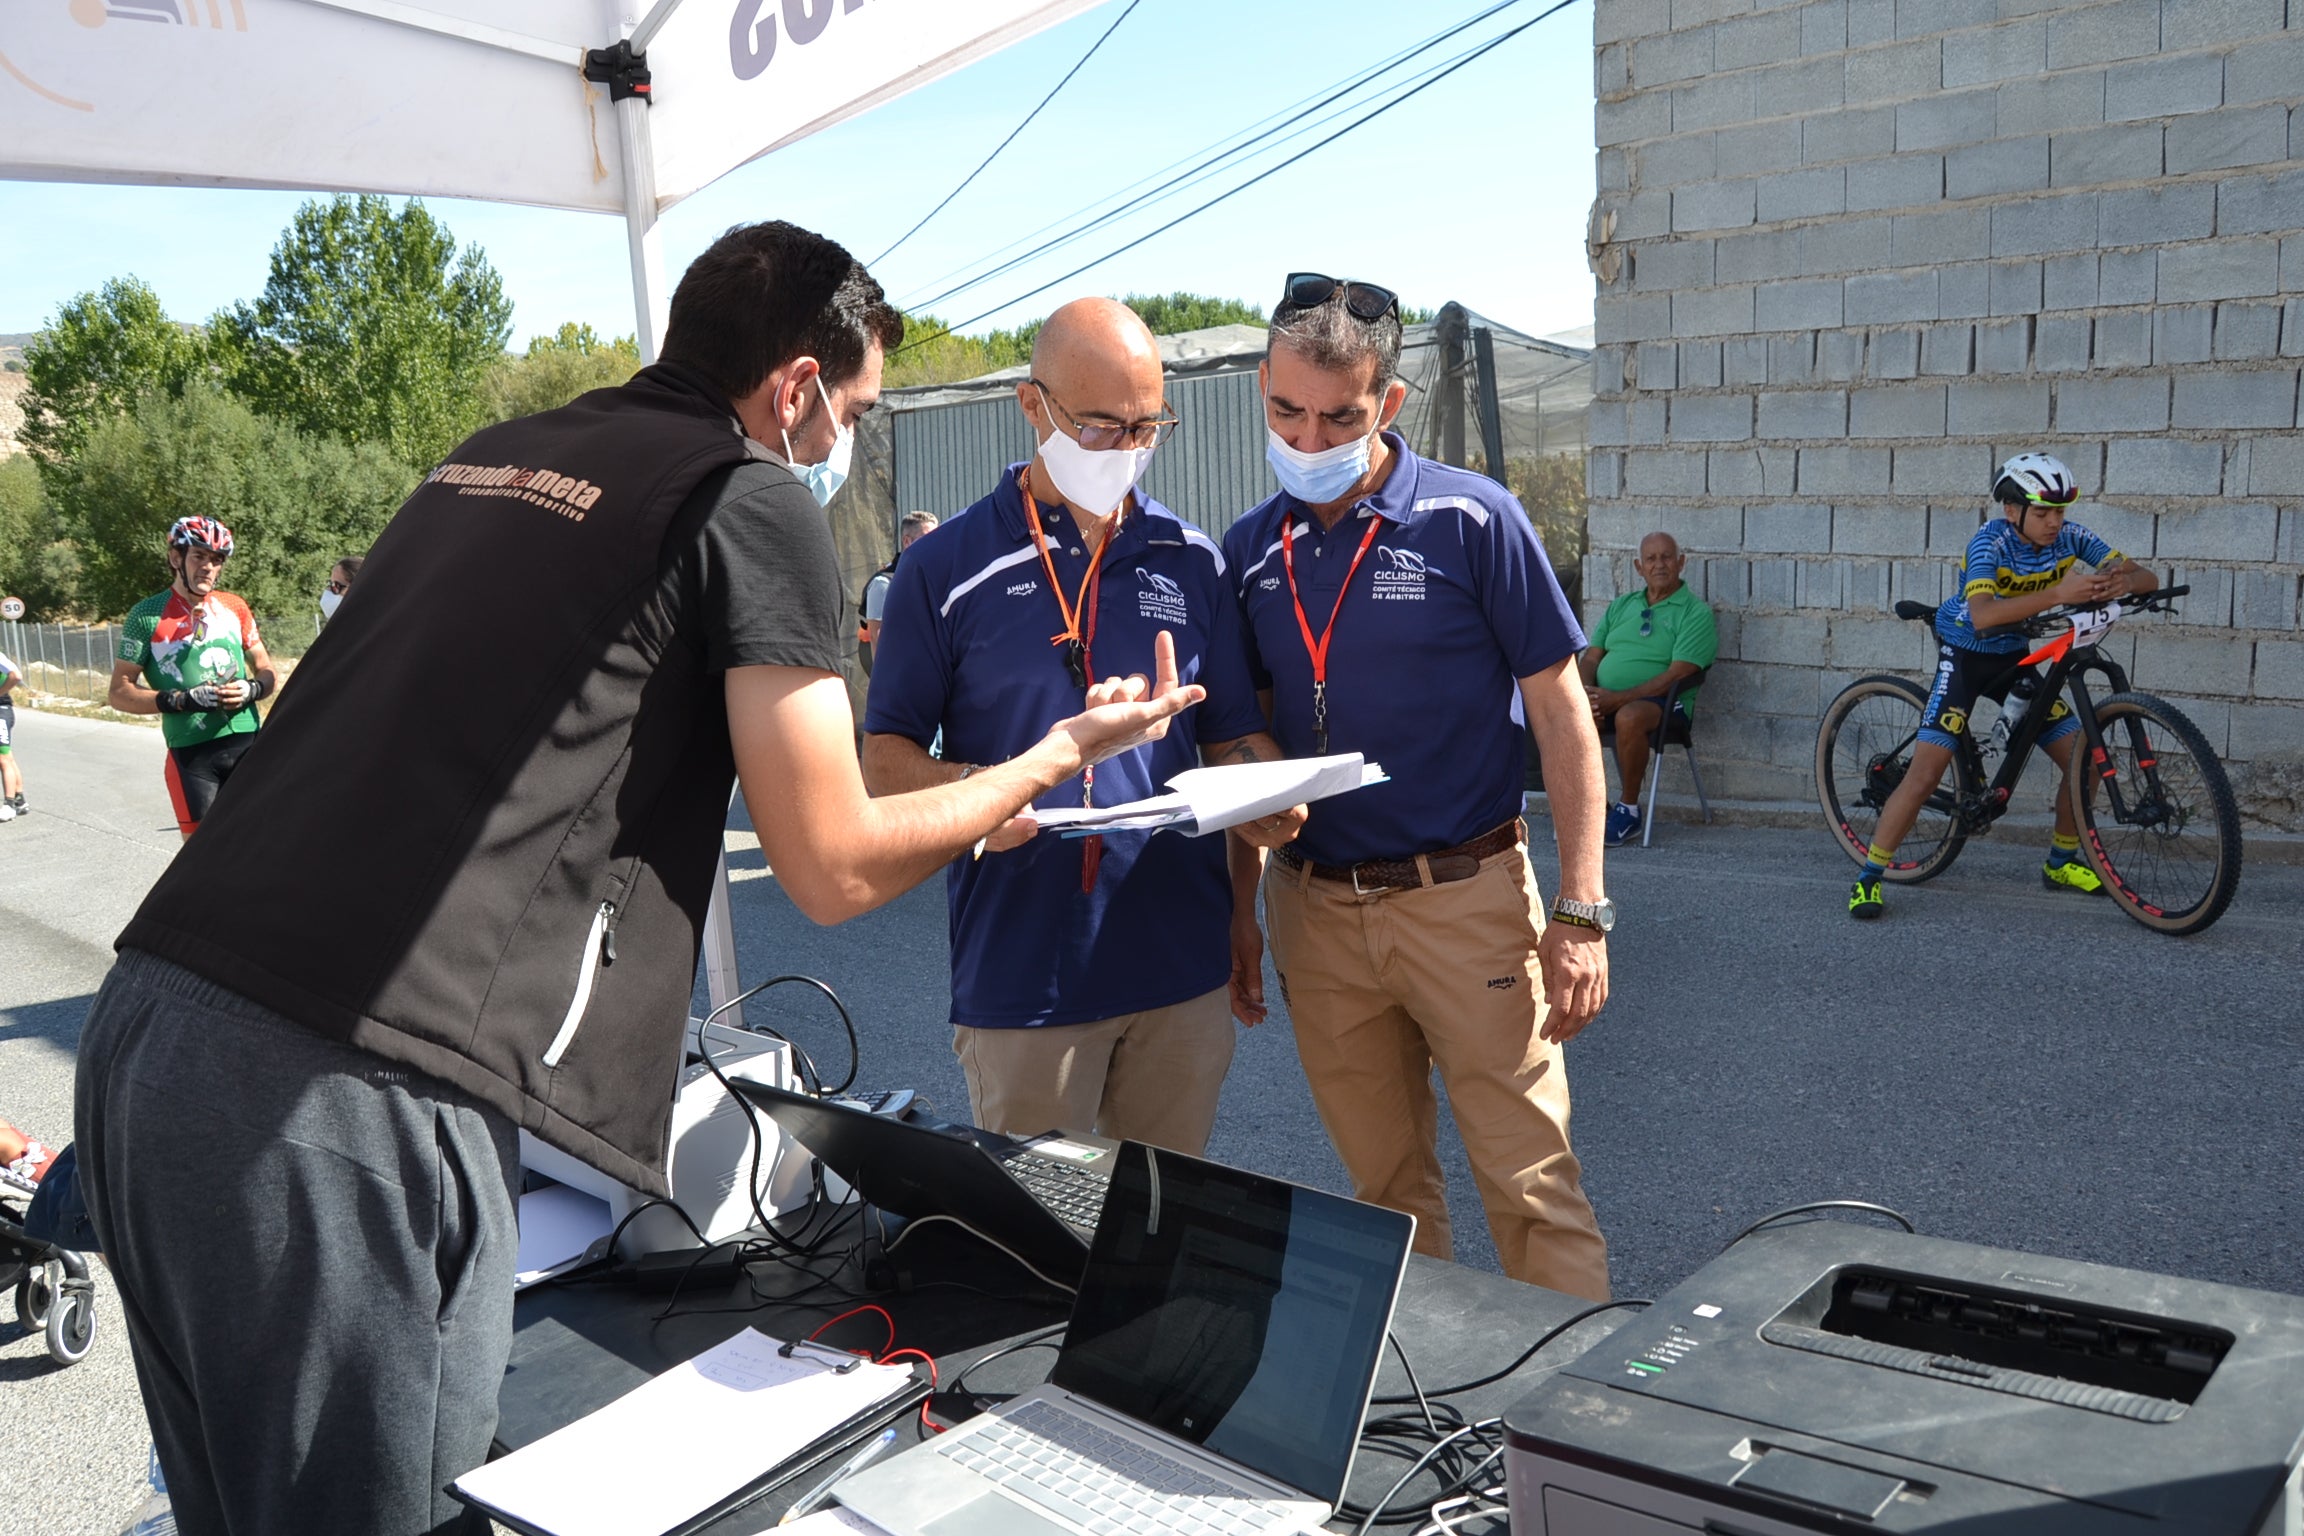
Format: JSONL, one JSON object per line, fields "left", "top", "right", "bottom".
{"left": 617, "top": 77, "right": 743, "bottom": 1027}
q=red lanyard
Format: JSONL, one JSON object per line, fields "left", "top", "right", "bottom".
{"left": 1281, "top": 513, "right": 1382, "bottom": 754}
{"left": 1021, "top": 469, "right": 1117, "bottom": 891}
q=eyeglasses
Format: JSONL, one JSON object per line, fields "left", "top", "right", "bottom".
{"left": 326, "top": 577, "right": 351, "bottom": 595}
{"left": 1032, "top": 381, "right": 1179, "bottom": 451}
{"left": 1280, "top": 272, "right": 1401, "bottom": 323}
{"left": 1639, "top": 607, "right": 1654, "bottom": 638}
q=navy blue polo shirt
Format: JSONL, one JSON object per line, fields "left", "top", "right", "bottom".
{"left": 864, "top": 465, "right": 1268, "bottom": 1029}
{"left": 1221, "top": 434, "right": 1584, "bottom": 867}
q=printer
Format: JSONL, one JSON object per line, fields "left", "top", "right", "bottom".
{"left": 1506, "top": 1223, "right": 2304, "bottom": 1534}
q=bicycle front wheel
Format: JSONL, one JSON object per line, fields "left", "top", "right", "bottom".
{"left": 2072, "top": 691, "right": 2242, "bottom": 936}
{"left": 1816, "top": 674, "right": 1964, "bottom": 882}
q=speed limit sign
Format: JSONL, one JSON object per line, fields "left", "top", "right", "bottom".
{"left": 0, "top": 597, "right": 23, "bottom": 620}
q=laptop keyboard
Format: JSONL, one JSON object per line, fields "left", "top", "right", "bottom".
{"left": 940, "top": 1398, "right": 1293, "bottom": 1536}
{"left": 1001, "top": 1151, "right": 1112, "bottom": 1230}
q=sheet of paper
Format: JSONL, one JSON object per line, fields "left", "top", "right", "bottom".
{"left": 514, "top": 1184, "right": 613, "bottom": 1290}
{"left": 453, "top": 1330, "right": 916, "bottom": 1536}
{"left": 1027, "top": 755, "right": 1385, "bottom": 838}
{"left": 781, "top": 1509, "right": 894, "bottom": 1534}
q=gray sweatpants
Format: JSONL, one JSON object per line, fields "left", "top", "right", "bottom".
{"left": 76, "top": 950, "right": 520, "bottom": 1536}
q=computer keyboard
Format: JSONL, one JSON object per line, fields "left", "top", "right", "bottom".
{"left": 940, "top": 1399, "right": 1292, "bottom": 1536}
{"left": 1001, "top": 1151, "right": 1112, "bottom": 1230}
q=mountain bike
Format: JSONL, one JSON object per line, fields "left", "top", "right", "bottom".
{"left": 1815, "top": 586, "right": 2241, "bottom": 936}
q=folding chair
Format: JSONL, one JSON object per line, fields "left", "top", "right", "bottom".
{"left": 1600, "top": 667, "right": 1713, "bottom": 848}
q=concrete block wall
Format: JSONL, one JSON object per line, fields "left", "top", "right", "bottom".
{"left": 1588, "top": 0, "right": 2304, "bottom": 826}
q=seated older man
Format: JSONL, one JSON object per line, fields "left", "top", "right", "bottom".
{"left": 1580, "top": 532, "right": 1718, "bottom": 846}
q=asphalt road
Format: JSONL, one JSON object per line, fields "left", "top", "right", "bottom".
{"left": 5, "top": 710, "right": 2302, "bottom": 1533}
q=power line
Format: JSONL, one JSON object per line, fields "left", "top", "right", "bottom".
{"left": 891, "top": 0, "right": 1530, "bottom": 311}
{"left": 870, "top": 0, "right": 1141, "bottom": 268}
{"left": 895, "top": 0, "right": 1539, "bottom": 318}
{"left": 897, "top": 0, "right": 1576, "bottom": 353}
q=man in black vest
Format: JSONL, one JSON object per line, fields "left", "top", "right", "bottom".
{"left": 72, "top": 221, "right": 1202, "bottom": 1536}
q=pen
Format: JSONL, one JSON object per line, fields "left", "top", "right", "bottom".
{"left": 779, "top": 1426, "right": 900, "bottom": 1525}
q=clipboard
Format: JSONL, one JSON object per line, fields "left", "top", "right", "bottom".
{"left": 453, "top": 1331, "right": 930, "bottom": 1536}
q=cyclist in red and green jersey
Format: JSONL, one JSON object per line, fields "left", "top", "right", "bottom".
{"left": 109, "top": 517, "right": 279, "bottom": 839}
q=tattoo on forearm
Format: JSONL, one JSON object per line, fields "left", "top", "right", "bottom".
{"left": 1215, "top": 739, "right": 1265, "bottom": 766}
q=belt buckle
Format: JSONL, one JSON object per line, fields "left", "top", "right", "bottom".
{"left": 1351, "top": 861, "right": 1382, "bottom": 897}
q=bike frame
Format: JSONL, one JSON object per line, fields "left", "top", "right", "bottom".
{"left": 1932, "top": 622, "right": 2152, "bottom": 834}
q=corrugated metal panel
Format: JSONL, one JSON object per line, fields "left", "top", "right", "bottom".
{"left": 892, "top": 367, "right": 1275, "bottom": 541}
{"left": 891, "top": 396, "right": 1036, "bottom": 521}
{"left": 1141, "top": 369, "right": 1273, "bottom": 539}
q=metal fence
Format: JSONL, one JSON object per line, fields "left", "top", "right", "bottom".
{"left": 1, "top": 616, "right": 319, "bottom": 706}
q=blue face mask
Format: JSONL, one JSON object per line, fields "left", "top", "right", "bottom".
{"left": 782, "top": 377, "right": 854, "bottom": 508}
{"left": 1266, "top": 423, "right": 1377, "bottom": 506}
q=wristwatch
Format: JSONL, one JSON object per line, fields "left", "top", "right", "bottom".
{"left": 1550, "top": 896, "right": 1616, "bottom": 933}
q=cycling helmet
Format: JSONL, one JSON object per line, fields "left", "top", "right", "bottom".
{"left": 166, "top": 516, "right": 234, "bottom": 558}
{"left": 1992, "top": 452, "right": 2077, "bottom": 509}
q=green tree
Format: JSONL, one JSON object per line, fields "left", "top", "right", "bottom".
{"left": 65, "top": 383, "right": 416, "bottom": 619}
{"left": 1120, "top": 292, "right": 1265, "bottom": 334}
{"left": 0, "top": 455, "right": 82, "bottom": 617}
{"left": 218, "top": 195, "right": 513, "bottom": 469}
{"left": 485, "top": 322, "right": 643, "bottom": 422}
{"left": 20, "top": 277, "right": 209, "bottom": 468}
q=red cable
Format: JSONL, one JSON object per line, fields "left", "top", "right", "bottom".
{"left": 879, "top": 1347, "right": 943, "bottom": 1433}
{"left": 808, "top": 1304, "right": 897, "bottom": 1360}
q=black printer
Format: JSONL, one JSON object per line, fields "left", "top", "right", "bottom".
{"left": 1505, "top": 1223, "right": 2304, "bottom": 1534}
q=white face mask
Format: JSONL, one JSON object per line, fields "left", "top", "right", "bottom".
{"left": 1033, "top": 386, "right": 1156, "bottom": 517}
{"left": 1265, "top": 420, "right": 1383, "bottom": 506}
{"left": 318, "top": 588, "right": 343, "bottom": 620}
{"left": 782, "top": 375, "right": 853, "bottom": 508}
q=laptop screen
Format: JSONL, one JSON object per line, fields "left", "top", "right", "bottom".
{"left": 1050, "top": 1143, "right": 1413, "bottom": 1507}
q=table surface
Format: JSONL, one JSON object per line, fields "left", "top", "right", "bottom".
{"left": 495, "top": 1204, "right": 1633, "bottom": 1536}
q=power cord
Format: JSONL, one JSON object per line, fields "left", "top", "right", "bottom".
{"left": 882, "top": 1212, "right": 1081, "bottom": 1296}
{"left": 1722, "top": 1200, "right": 1916, "bottom": 1252}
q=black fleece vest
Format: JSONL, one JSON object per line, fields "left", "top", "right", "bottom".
{"left": 118, "top": 364, "right": 768, "bottom": 1194}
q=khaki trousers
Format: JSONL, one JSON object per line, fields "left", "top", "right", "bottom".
{"left": 1263, "top": 842, "right": 1611, "bottom": 1300}
{"left": 953, "top": 987, "right": 1236, "bottom": 1155}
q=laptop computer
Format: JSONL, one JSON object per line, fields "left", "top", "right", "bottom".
{"left": 730, "top": 1078, "right": 1118, "bottom": 1286}
{"left": 837, "top": 1141, "right": 1416, "bottom": 1536}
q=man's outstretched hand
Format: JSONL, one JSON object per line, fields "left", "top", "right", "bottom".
{"left": 1057, "top": 630, "right": 1205, "bottom": 769}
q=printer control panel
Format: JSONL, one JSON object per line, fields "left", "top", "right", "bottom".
{"left": 1623, "top": 1324, "right": 1702, "bottom": 1383}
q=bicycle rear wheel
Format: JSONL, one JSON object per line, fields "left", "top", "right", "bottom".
{"left": 1815, "top": 675, "right": 1965, "bottom": 882}
{"left": 2071, "top": 692, "right": 2242, "bottom": 935}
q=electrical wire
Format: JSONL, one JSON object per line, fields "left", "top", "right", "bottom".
{"left": 881, "top": 1212, "right": 1081, "bottom": 1295}
{"left": 871, "top": 0, "right": 1141, "bottom": 266}
{"left": 893, "top": 0, "right": 1543, "bottom": 318}
{"left": 895, "top": 0, "right": 1575, "bottom": 347}
{"left": 1372, "top": 1298, "right": 1651, "bottom": 1403}
{"left": 1722, "top": 1200, "right": 1916, "bottom": 1251}
{"left": 948, "top": 1323, "right": 1070, "bottom": 1399}
{"left": 1387, "top": 1331, "right": 1438, "bottom": 1435}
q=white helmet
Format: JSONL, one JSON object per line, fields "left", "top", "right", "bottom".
{"left": 1993, "top": 452, "right": 2077, "bottom": 509}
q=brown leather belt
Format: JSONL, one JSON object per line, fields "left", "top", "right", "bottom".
{"left": 1274, "top": 819, "right": 1523, "bottom": 894}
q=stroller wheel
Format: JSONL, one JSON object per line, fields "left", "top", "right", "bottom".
{"left": 15, "top": 1262, "right": 57, "bottom": 1331}
{"left": 45, "top": 1284, "right": 96, "bottom": 1365}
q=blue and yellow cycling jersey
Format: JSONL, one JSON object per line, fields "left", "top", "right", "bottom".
{"left": 1936, "top": 517, "right": 2121, "bottom": 654}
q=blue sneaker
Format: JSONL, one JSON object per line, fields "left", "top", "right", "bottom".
{"left": 1604, "top": 803, "right": 1641, "bottom": 847}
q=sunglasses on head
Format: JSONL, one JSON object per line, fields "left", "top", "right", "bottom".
{"left": 1281, "top": 272, "right": 1401, "bottom": 323}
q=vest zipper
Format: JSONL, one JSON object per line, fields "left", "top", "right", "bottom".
{"left": 541, "top": 901, "right": 617, "bottom": 1069}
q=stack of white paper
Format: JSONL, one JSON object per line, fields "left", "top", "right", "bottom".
{"left": 1029, "top": 753, "right": 1386, "bottom": 838}
{"left": 453, "top": 1330, "right": 917, "bottom": 1536}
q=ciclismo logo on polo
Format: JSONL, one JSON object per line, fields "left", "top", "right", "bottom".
{"left": 1371, "top": 544, "right": 1430, "bottom": 601}
{"left": 1136, "top": 568, "right": 1189, "bottom": 626}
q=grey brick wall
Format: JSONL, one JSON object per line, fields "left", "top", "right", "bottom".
{"left": 1588, "top": 0, "right": 2304, "bottom": 825}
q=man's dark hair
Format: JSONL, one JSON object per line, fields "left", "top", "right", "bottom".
{"left": 334, "top": 555, "right": 366, "bottom": 580}
{"left": 662, "top": 221, "right": 905, "bottom": 401}
{"left": 1268, "top": 294, "right": 1403, "bottom": 392}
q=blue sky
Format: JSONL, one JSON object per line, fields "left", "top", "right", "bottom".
{"left": 0, "top": 0, "right": 1600, "bottom": 348}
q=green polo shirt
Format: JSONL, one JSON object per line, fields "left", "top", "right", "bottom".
{"left": 1590, "top": 582, "right": 1718, "bottom": 706}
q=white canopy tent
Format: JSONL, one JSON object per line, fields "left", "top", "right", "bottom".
{"left": 1, "top": 0, "right": 1108, "bottom": 1021}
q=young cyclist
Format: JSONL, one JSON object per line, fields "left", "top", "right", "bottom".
{"left": 107, "top": 516, "right": 279, "bottom": 840}
{"left": 1848, "top": 453, "right": 2157, "bottom": 919}
{"left": 0, "top": 646, "right": 23, "bottom": 821}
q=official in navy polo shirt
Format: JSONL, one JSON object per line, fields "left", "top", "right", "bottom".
{"left": 1221, "top": 275, "right": 1616, "bottom": 1299}
{"left": 864, "top": 298, "right": 1297, "bottom": 1156}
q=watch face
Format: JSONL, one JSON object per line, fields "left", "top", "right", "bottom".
{"left": 1593, "top": 900, "right": 1617, "bottom": 932}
